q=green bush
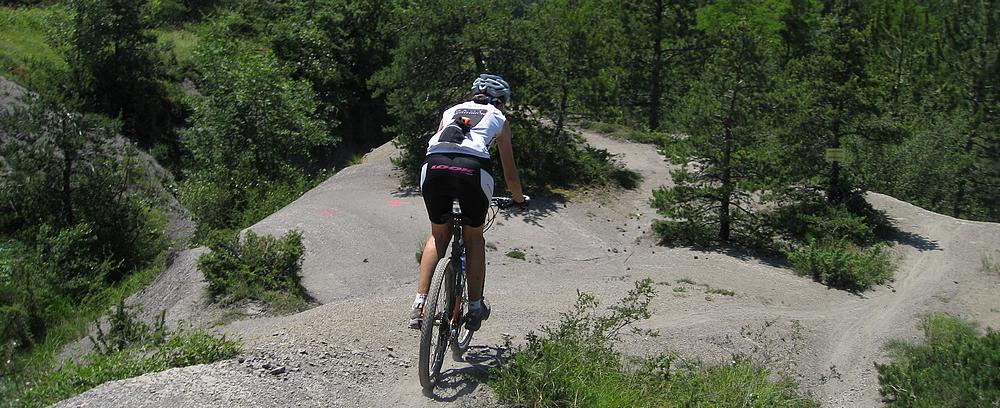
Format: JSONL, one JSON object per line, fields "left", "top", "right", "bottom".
{"left": 877, "top": 314, "right": 1000, "bottom": 407}
{"left": 490, "top": 118, "right": 640, "bottom": 191}
{"left": 652, "top": 219, "right": 717, "bottom": 247}
{"left": 491, "top": 279, "right": 658, "bottom": 407}
{"left": 787, "top": 239, "right": 893, "bottom": 291}
{"left": 768, "top": 195, "right": 893, "bottom": 248}
{"left": 491, "top": 279, "right": 816, "bottom": 407}
{"left": 197, "top": 230, "right": 308, "bottom": 311}
{"left": 15, "top": 315, "right": 239, "bottom": 408}
{"left": 180, "top": 33, "right": 331, "bottom": 232}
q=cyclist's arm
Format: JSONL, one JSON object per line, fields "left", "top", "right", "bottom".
{"left": 496, "top": 122, "right": 525, "bottom": 203}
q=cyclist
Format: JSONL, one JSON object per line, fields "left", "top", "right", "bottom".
{"left": 409, "top": 73, "right": 526, "bottom": 331}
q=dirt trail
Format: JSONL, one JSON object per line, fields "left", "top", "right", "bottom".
{"left": 55, "top": 130, "right": 1000, "bottom": 408}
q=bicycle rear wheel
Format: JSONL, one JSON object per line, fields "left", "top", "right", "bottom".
{"left": 418, "top": 262, "right": 452, "bottom": 390}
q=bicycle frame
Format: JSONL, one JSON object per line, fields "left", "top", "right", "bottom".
{"left": 446, "top": 205, "right": 468, "bottom": 339}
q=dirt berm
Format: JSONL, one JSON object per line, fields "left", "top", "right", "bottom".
{"left": 54, "top": 129, "right": 1000, "bottom": 408}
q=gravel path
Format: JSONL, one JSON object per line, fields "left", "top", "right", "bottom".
{"left": 54, "top": 130, "right": 1000, "bottom": 407}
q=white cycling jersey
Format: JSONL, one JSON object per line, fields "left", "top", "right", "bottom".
{"left": 426, "top": 101, "right": 506, "bottom": 160}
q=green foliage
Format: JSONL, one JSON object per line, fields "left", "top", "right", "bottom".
{"left": 651, "top": 11, "right": 778, "bottom": 246}
{"left": 505, "top": 250, "right": 525, "bottom": 260}
{"left": 14, "top": 308, "right": 239, "bottom": 408}
{"left": 877, "top": 314, "right": 1000, "bottom": 407}
{"left": 501, "top": 118, "right": 639, "bottom": 190}
{"left": 51, "top": 0, "right": 183, "bottom": 148}
{"left": 211, "top": 0, "right": 394, "bottom": 157}
{"left": 180, "top": 34, "right": 330, "bottom": 231}
{"left": 197, "top": 230, "right": 308, "bottom": 311}
{"left": 768, "top": 200, "right": 885, "bottom": 247}
{"left": 0, "top": 5, "right": 66, "bottom": 82}
{"left": 618, "top": 0, "right": 701, "bottom": 130}
{"left": 0, "top": 97, "right": 168, "bottom": 272}
{"left": 373, "top": 1, "right": 632, "bottom": 190}
{"left": 705, "top": 287, "right": 735, "bottom": 296}
{"left": 149, "top": 0, "right": 188, "bottom": 25}
{"left": 0, "top": 95, "right": 169, "bottom": 363}
{"left": 787, "top": 239, "right": 893, "bottom": 291}
{"left": 491, "top": 279, "right": 816, "bottom": 407}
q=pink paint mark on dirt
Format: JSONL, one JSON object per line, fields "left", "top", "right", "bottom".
{"left": 318, "top": 209, "right": 338, "bottom": 216}
{"left": 388, "top": 199, "right": 411, "bottom": 207}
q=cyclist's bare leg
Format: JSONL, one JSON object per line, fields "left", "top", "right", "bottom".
{"left": 463, "top": 224, "right": 486, "bottom": 301}
{"left": 417, "top": 223, "right": 452, "bottom": 294}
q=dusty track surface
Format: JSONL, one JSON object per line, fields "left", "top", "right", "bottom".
{"left": 55, "top": 130, "right": 1000, "bottom": 407}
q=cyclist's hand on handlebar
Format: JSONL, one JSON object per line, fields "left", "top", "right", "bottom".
{"left": 513, "top": 195, "right": 530, "bottom": 212}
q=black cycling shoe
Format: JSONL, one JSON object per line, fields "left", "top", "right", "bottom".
{"left": 464, "top": 299, "right": 491, "bottom": 331}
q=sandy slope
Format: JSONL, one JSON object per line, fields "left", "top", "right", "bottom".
{"left": 54, "top": 130, "right": 1000, "bottom": 408}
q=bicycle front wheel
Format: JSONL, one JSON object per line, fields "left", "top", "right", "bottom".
{"left": 418, "top": 262, "right": 452, "bottom": 390}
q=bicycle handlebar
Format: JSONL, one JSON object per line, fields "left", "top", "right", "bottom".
{"left": 491, "top": 195, "right": 531, "bottom": 209}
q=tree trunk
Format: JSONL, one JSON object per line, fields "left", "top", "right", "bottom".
{"left": 952, "top": 132, "right": 975, "bottom": 218}
{"left": 720, "top": 125, "right": 733, "bottom": 242}
{"left": 554, "top": 82, "right": 569, "bottom": 138}
{"left": 828, "top": 119, "right": 844, "bottom": 204}
{"left": 648, "top": 0, "right": 664, "bottom": 130}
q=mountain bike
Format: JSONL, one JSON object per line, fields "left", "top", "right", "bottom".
{"left": 417, "top": 195, "right": 528, "bottom": 390}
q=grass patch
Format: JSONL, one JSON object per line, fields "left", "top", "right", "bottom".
{"left": 877, "top": 314, "right": 1000, "bottom": 407}
{"left": 675, "top": 277, "right": 696, "bottom": 285}
{"left": 577, "top": 120, "right": 671, "bottom": 145}
{"left": 197, "top": 230, "right": 310, "bottom": 313}
{"left": 0, "top": 5, "right": 66, "bottom": 82}
{"left": 0, "top": 249, "right": 169, "bottom": 399}
{"left": 787, "top": 239, "right": 893, "bottom": 291}
{"left": 505, "top": 250, "right": 525, "bottom": 260}
{"left": 673, "top": 287, "right": 687, "bottom": 293}
{"left": 153, "top": 24, "right": 203, "bottom": 67}
{"left": 706, "top": 287, "right": 735, "bottom": 296}
{"left": 11, "top": 302, "right": 239, "bottom": 407}
{"left": 491, "top": 279, "right": 817, "bottom": 407}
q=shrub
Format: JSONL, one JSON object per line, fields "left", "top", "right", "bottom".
{"left": 652, "top": 219, "right": 716, "bottom": 247}
{"left": 787, "top": 239, "right": 893, "bottom": 291}
{"left": 489, "top": 118, "right": 641, "bottom": 191}
{"left": 767, "top": 195, "right": 893, "bottom": 248}
{"left": 15, "top": 316, "right": 238, "bottom": 408}
{"left": 800, "top": 206, "right": 876, "bottom": 246}
{"left": 491, "top": 279, "right": 657, "bottom": 407}
{"left": 877, "top": 314, "right": 1000, "bottom": 407}
{"left": 197, "top": 230, "right": 308, "bottom": 311}
{"left": 491, "top": 279, "right": 816, "bottom": 407}
{"left": 180, "top": 33, "right": 331, "bottom": 232}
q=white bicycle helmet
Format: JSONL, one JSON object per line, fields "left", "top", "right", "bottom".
{"left": 471, "top": 74, "right": 511, "bottom": 104}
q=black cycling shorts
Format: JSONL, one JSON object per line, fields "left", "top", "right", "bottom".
{"left": 420, "top": 153, "right": 494, "bottom": 227}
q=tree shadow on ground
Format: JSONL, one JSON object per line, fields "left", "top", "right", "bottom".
{"left": 489, "top": 191, "right": 567, "bottom": 228}
{"left": 656, "top": 241, "right": 789, "bottom": 269}
{"left": 887, "top": 227, "right": 941, "bottom": 252}
{"left": 422, "top": 344, "right": 504, "bottom": 402}
{"left": 393, "top": 186, "right": 421, "bottom": 198}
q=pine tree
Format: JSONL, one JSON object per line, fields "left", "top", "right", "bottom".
{"left": 653, "top": 14, "right": 777, "bottom": 244}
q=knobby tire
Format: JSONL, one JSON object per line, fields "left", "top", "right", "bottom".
{"left": 418, "top": 262, "right": 452, "bottom": 390}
